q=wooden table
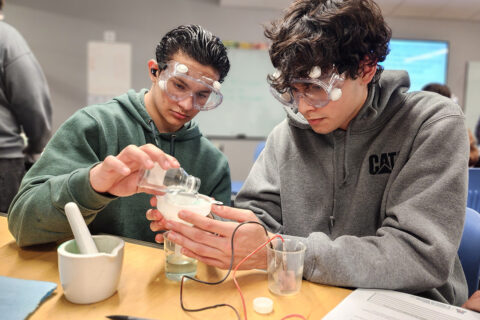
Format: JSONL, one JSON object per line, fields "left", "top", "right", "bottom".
{"left": 0, "top": 217, "right": 351, "bottom": 319}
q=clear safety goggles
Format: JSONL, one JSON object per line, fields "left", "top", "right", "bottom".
{"left": 158, "top": 61, "right": 223, "bottom": 111}
{"left": 270, "top": 67, "right": 345, "bottom": 111}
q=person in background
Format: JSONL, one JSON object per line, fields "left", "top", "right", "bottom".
{"left": 422, "top": 82, "right": 479, "bottom": 167}
{"left": 0, "top": 0, "right": 52, "bottom": 213}
{"left": 475, "top": 118, "right": 480, "bottom": 149}
{"left": 151, "top": 0, "right": 469, "bottom": 306}
{"left": 468, "top": 129, "right": 479, "bottom": 167}
{"left": 8, "top": 24, "right": 231, "bottom": 246}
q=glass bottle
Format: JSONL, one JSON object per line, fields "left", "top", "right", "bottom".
{"left": 138, "top": 163, "right": 201, "bottom": 193}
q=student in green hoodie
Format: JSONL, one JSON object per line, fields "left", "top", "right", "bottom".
{"left": 8, "top": 24, "right": 231, "bottom": 246}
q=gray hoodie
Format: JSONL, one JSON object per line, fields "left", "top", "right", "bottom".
{"left": 0, "top": 21, "right": 52, "bottom": 158}
{"left": 235, "top": 70, "right": 469, "bottom": 306}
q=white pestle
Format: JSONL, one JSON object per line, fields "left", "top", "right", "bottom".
{"left": 64, "top": 202, "right": 99, "bottom": 254}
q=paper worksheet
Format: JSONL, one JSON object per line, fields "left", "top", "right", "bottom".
{"left": 323, "top": 289, "right": 480, "bottom": 320}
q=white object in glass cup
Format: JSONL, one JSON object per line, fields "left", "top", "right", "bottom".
{"left": 156, "top": 192, "right": 212, "bottom": 226}
{"left": 267, "top": 238, "right": 306, "bottom": 296}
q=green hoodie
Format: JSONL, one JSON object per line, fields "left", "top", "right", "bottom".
{"left": 8, "top": 89, "right": 231, "bottom": 246}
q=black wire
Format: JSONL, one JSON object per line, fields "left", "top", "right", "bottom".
{"left": 179, "top": 221, "right": 270, "bottom": 319}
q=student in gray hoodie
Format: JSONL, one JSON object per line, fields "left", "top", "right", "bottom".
{"left": 158, "top": 0, "right": 469, "bottom": 306}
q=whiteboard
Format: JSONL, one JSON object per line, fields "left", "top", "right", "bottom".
{"left": 195, "top": 48, "right": 287, "bottom": 138}
{"left": 464, "top": 61, "right": 480, "bottom": 133}
{"left": 87, "top": 41, "right": 131, "bottom": 105}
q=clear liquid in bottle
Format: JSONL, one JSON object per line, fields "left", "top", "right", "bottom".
{"left": 138, "top": 163, "right": 200, "bottom": 193}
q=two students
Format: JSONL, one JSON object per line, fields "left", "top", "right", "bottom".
{"left": 9, "top": 0, "right": 470, "bottom": 307}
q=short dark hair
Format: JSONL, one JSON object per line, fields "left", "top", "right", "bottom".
{"left": 422, "top": 83, "right": 451, "bottom": 98}
{"left": 265, "top": 0, "right": 391, "bottom": 92}
{"left": 155, "top": 25, "right": 230, "bottom": 83}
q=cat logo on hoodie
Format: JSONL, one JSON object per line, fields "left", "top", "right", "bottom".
{"left": 369, "top": 152, "right": 398, "bottom": 175}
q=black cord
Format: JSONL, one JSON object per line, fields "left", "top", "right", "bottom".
{"left": 179, "top": 221, "right": 270, "bottom": 319}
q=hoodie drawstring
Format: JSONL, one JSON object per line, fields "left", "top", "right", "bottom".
{"left": 330, "top": 136, "right": 337, "bottom": 233}
{"left": 170, "top": 134, "right": 176, "bottom": 157}
{"left": 148, "top": 120, "right": 161, "bottom": 146}
{"left": 148, "top": 120, "right": 177, "bottom": 156}
{"left": 330, "top": 126, "right": 352, "bottom": 232}
{"left": 342, "top": 125, "right": 352, "bottom": 186}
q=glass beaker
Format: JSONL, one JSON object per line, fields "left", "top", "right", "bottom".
{"left": 163, "top": 231, "right": 197, "bottom": 281}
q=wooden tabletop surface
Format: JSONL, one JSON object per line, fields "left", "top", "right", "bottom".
{"left": 0, "top": 217, "right": 351, "bottom": 319}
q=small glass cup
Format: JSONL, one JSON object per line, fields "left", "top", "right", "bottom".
{"left": 267, "top": 238, "right": 306, "bottom": 296}
{"left": 163, "top": 231, "right": 197, "bottom": 281}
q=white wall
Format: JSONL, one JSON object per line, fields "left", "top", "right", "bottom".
{"left": 465, "top": 62, "right": 480, "bottom": 134}
{"left": 5, "top": 0, "right": 480, "bottom": 180}
{"left": 4, "top": 0, "right": 280, "bottom": 132}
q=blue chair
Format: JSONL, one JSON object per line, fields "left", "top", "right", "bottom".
{"left": 253, "top": 141, "right": 266, "bottom": 162}
{"left": 231, "top": 181, "right": 244, "bottom": 196}
{"left": 467, "top": 168, "right": 480, "bottom": 212}
{"left": 458, "top": 207, "right": 480, "bottom": 298}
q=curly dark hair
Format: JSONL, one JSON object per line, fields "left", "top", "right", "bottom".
{"left": 265, "top": 0, "right": 391, "bottom": 92}
{"left": 156, "top": 24, "right": 230, "bottom": 83}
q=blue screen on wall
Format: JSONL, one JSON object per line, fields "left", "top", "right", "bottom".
{"left": 379, "top": 39, "right": 449, "bottom": 91}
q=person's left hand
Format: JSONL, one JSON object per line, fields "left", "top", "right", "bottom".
{"left": 163, "top": 205, "right": 272, "bottom": 270}
{"left": 147, "top": 196, "right": 169, "bottom": 242}
{"left": 463, "top": 290, "right": 480, "bottom": 312}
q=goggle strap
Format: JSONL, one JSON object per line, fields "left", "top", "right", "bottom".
{"left": 157, "top": 62, "right": 168, "bottom": 70}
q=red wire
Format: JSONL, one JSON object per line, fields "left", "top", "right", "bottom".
{"left": 180, "top": 223, "right": 307, "bottom": 320}
{"left": 232, "top": 234, "right": 284, "bottom": 320}
{"left": 280, "top": 314, "right": 307, "bottom": 320}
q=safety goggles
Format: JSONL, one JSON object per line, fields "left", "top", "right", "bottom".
{"left": 158, "top": 61, "right": 223, "bottom": 111}
{"left": 270, "top": 66, "right": 345, "bottom": 111}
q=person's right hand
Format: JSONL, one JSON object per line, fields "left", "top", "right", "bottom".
{"left": 89, "top": 144, "right": 179, "bottom": 197}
